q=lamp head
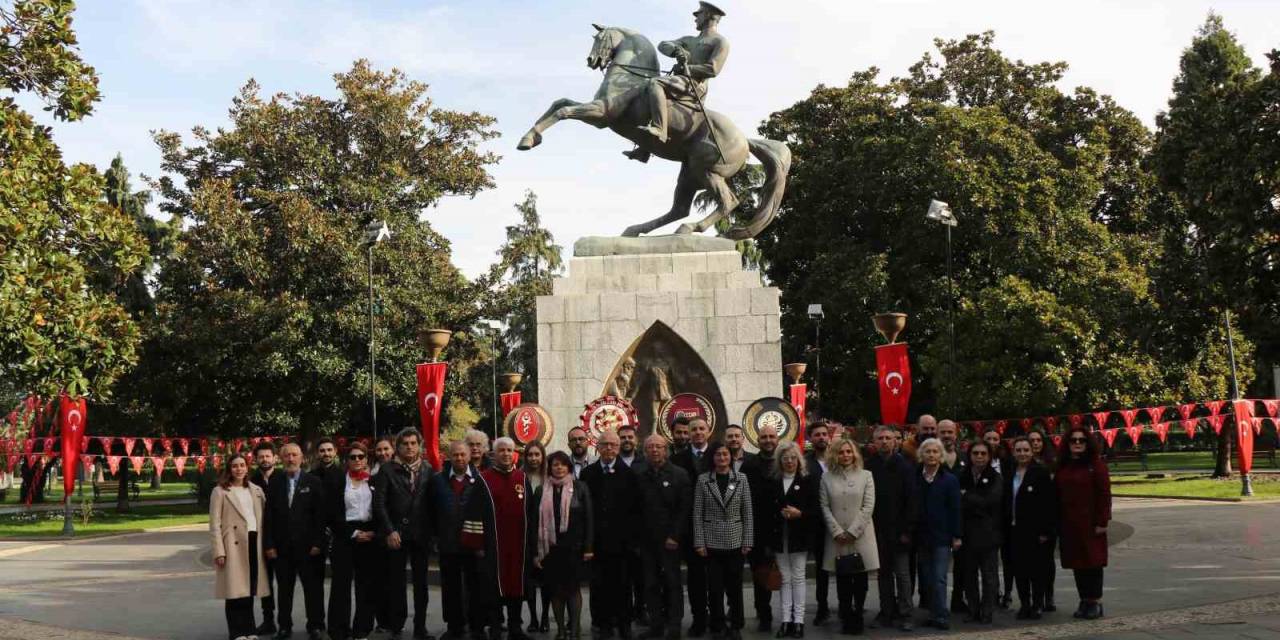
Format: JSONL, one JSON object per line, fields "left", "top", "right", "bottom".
{"left": 363, "top": 220, "right": 392, "bottom": 244}
{"left": 925, "top": 200, "right": 957, "bottom": 227}
{"left": 807, "top": 303, "right": 824, "bottom": 319}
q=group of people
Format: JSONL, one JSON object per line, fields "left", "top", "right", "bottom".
{"left": 209, "top": 415, "right": 1113, "bottom": 640}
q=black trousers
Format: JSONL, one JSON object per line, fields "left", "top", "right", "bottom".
{"left": 748, "top": 550, "right": 773, "bottom": 623}
{"left": 812, "top": 538, "right": 830, "bottom": 612}
{"left": 260, "top": 555, "right": 275, "bottom": 625}
{"left": 440, "top": 551, "right": 487, "bottom": 634}
{"left": 386, "top": 539, "right": 431, "bottom": 633}
{"left": 950, "top": 549, "right": 967, "bottom": 611}
{"left": 684, "top": 545, "right": 709, "bottom": 626}
{"left": 275, "top": 546, "right": 326, "bottom": 632}
{"left": 1043, "top": 535, "right": 1058, "bottom": 607}
{"left": 328, "top": 525, "right": 379, "bottom": 640}
{"left": 590, "top": 551, "right": 632, "bottom": 631}
{"left": 834, "top": 571, "right": 869, "bottom": 620}
{"left": 962, "top": 546, "right": 999, "bottom": 618}
{"left": 628, "top": 549, "right": 647, "bottom": 623}
{"left": 1073, "top": 567, "right": 1104, "bottom": 600}
{"left": 1000, "top": 537, "right": 1014, "bottom": 597}
{"left": 1010, "top": 529, "right": 1052, "bottom": 610}
{"left": 225, "top": 532, "right": 260, "bottom": 640}
{"left": 640, "top": 544, "right": 683, "bottom": 633}
{"left": 706, "top": 550, "right": 745, "bottom": 632}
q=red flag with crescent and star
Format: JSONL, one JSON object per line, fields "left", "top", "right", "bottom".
{"left": 875, "top": 343, "right": 911, "bottom": 425}
{"left": 417, "top": 362, "right": 449, "bottom": 471}
{"left": 789, "top": 383, "right": 808, "bottom": 448}
{"left": 58, "top": 394, "right": 86, "bottom": 499}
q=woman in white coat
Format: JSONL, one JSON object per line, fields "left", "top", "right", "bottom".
{"left": 210, "top": 453, "right": 271, "bottom": 640}
{"left": 820, "top": 438, "right": 879, "bottom": 635}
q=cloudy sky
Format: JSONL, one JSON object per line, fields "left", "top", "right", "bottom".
{"left": 31, "top": 0, "right": 1280, "bottom": 277}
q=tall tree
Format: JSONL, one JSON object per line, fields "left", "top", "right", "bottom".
{"left": 756, "top": 32, "right": 1248, "bottom": 422}
{"left": 1151, "top": 15, "right": 1277, "bottom": 395}
{"left": 1, "top": 0, "right": 146, "bottom": 399}
{"left": 98, "top": 154, "right": 175, "bottom": 316}
{"left": 486, "top": 190, "right": 563, "bottom": 402}
{"left": 1150, "top": 15, "right": 1272, "bottom": 474}
{"left": 142, "top": 60, "right": 500, "bottom": 441}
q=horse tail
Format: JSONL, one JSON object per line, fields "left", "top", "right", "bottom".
{"left": 724, "top": 138, "right": 792, "bottom": 240}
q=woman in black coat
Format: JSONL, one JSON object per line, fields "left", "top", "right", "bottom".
{"left": 1004, "top": 437, "right": 1058, "bottom": 619}
{"left": 532, "top": 451, "right": 594, "bottom": 640}
{"left": 767, "top": 441, "right": 819, "bottom": 638}
{"left": 958, "top": 440, "right": 1003, "bottom": 624}
{"left": 1026, "top": 429, "right": 1058, "bottom": 611}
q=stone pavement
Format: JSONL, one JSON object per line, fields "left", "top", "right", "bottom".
{"left": 0, "top": 499, "right": 1277, "bottom": 640}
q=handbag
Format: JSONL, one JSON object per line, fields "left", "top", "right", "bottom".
{"left": 835, "top": 551, "right": 865, "bottom": 576}
{"left": 753, "top": 558, "right": 782, "bottom": 591}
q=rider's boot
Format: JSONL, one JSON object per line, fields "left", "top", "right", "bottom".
{"left": 623, "top": 147, "right": 651, "bottom": 163}
{"left": 637, "top": 123, "right": 667, "bottom": 143}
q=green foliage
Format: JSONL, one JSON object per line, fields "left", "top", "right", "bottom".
{"left": 757, "top": 32, "right": 1248, "bottom": 421}
{"left": 137, "top": 60, "right": 500, "bottom": 439}
{"left": 1150, "top": 14, "right": 1277, "bottom": 393}
{"left": 1, "top": 0, "right": 145, "bottom": 399}
{"left": 484, "top": 190, "right": 563, "bottom": 401}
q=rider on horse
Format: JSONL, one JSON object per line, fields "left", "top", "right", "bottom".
{"left": 627, "top": 1, "right": 729, "bottom": 163}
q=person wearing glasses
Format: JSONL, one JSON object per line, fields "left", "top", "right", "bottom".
{"left": 958, "top": 441, "right": 1002, "bottom": 625}
{"left": 325, "top": 442, "right": 379, "bottom": 640}
{"left": 1055, "top": 428, "right": 1111, "bottom": 620}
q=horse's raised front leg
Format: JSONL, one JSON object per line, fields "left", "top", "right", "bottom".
{"left": 623, "top": 165, "right": 699, "bottom": 237}
{"left": 517, "top": 98, "right": 579, "bottom": 150}
{"left": 676, "top": 172, "right": 739, "bottom": 234}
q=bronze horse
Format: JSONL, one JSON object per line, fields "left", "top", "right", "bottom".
{"left": 517, "top": 26, "right": 790, "bottom": 240}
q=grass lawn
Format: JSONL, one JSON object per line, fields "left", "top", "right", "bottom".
{"left": 0, "top": 503, "right": 207, "bottom": 539}
{"left": 1108, "top": 450, "right": 1216, "bottom": 473}
{"left": 1, "top": 480, "right": 196, "bottom": 505}
{"left": 1112, "top": 473, "right": 1280, "bottom": 500}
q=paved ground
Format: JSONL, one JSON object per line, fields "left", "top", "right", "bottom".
{"left": 0, "top": 498, "right": 1277, "bottom": 640}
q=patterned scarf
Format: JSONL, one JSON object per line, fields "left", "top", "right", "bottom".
{"left": 537, "top": 473, "right": 574, "bottom": 561}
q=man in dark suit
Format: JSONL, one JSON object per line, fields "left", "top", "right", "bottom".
{"left": 670, "top": 417, "right": 711, "bottom": 637}
{"left": 582, "top": 430, "right": 640, "bottom": 640}
{"left": 938, "top": 419, "right": 969, "bottom": 615}
{"left": 433, "top": 440, "right": 488, "bottom": 640}
{"left": 741, "top": 425, "right": 778, "bottom": 632}
{"left": 801, "top": 422, "right": 831, "bottom": 624}
{"left": 251, "top": 440, "right": 280, "bottom": 635}
{"left": 264, "top": 442, "right": 328, "bottom": 640}
{"left": 373, "top": 427, "right": 436, "bottom": 640}
{"left": 866, "top": 426, "right": 918, "bottom": 631}
{"left": 636, "top": 435, "right": 692, "bottom": 640}
{"left": 617, "top": 424, "right": 647, "bottom": 629}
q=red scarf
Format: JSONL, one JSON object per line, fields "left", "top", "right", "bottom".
{"left": 348, "top": 469, "right": 371, "bottom": 482}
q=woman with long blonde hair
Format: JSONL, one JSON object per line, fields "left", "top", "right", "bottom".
{"left": 820, "top": 438, "right": 879, "bottom": 634}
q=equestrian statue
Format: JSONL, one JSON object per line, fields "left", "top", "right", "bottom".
{"left": 516, "top": 2, "right": 791, "bottom": 240}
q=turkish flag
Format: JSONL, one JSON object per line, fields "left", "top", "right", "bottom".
{"left": 1101, "top": 428, "right": 1118, "bottom": 447}
{"left": 1234, "top": 400, "right": 1254, "bottom": 474}
{"left": 790, "top": 383, "right": 808, "bottom": 448}
{"left": 417, "top": 362, "right": 449, "bottom": 471}
{"left": 58, "top": 394, "right": 87, "bottom": 499}
{"left": 875, "top": 343, "right": 911, "bottom": 425}
{"left": 106, "top": 456, "right": 121, "bottom": 475}
{"left": 500, "top": 391, "right": 522, "bottom": 419}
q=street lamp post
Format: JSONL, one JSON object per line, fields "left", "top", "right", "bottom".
{"left": 807, "top": 304, "right": 824, "bottom": 416}
{"left": 926, "top": 200, "right": 959, "bottom": 388}
{"left": 485, "top": 320, "right": 504, "bottom": 440}
{"left": 363, "top": 220, "right": 391, "bottom": 440}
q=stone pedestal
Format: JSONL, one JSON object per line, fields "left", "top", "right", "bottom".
{"left": 536, "top": 238, "right": 782, "bottom": 452}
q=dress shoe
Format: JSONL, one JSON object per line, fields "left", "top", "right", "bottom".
{"left": 1072, "top": 601, "right": 1087, "bottom": 618}
{"left": 896, "top": 620, "right": 913, "bottom": 632}
{"left": 640, "top": 628, "right": 663, "bottom": 639}
{"left": 1083, "top": 602, "right": 1104, "bottom": 620}
{"left": 811, "top": 608, "right": 829, "bottom": 626}
{"left": 529, "top": 622, "right": 542, "bottom": 634}
{"left": 618, "top": 626, "right": 633, "bottom": 640}
{"left": 999, "top": 594, "right": 1012, "bottom": 609}
{"left": 790, "top": 623, "right": 803, "bottom": 638}
{"left": 774, "top": 623, "right": 792, "bottom": 638}
{"left": 687, "top": 623, "right": 704, "bottom": 638}
{"left": 510, "top": 631, "right": 533, "bottom": 640}
{"left": 933, "top": 620, "right": 950, "bottom": 631}
{"left": 274, "top": 630, "right": 293, "bottom": 640}
{"left": 416, "top": 630, "right": 437, "bottom": 640}
{"left": 257, "top": 622, "right": 279, "bottom": 635}
{"left": 662, "top": 629, "right": 681, "bottom": 640}
{"left": 1015, "top": 606, "right": 1032, "bottom": 620}
{"left": 1042, "top": 598, "right": 1057, "bottom": 613}
{"left": 308, "top": 632, "right": 331, "bottom": 640}
{"left": 756, "top": 620, "right": 771, "bottom": 633}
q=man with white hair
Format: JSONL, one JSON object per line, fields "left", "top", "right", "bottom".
{"left": 636, "top": 434, "right": 692, "bottom": 640}
{"left": 476, "top": 437, "right": 530, "bottom": 640}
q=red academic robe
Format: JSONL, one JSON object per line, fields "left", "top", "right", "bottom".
{"left": 479, "top": 466, "right": 528, "bottom": 598}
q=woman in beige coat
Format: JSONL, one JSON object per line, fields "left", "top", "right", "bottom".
{"left": 820, "top": 438, "right": 879, "bottom": 635}
{"left": 210, "top": 453, "right": 271, "bottom": 640}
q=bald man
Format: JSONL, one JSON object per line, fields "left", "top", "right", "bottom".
{"left": 901, "top": 414, "right": 937, "bottom": 460}
{"left": 263, "top": 443, "right": 328, "bottom": 638}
